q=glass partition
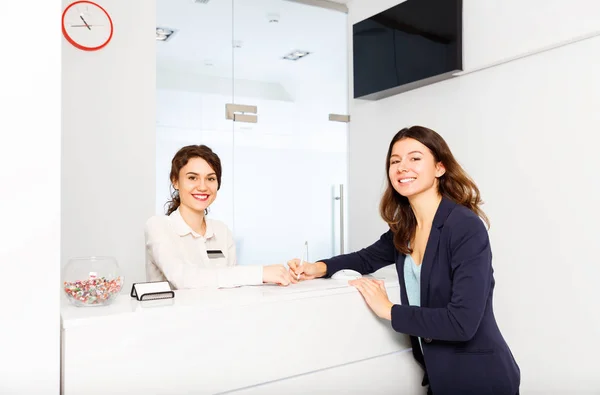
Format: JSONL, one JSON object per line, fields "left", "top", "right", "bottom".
{"left": 231, "top": 0, "right": 348, "bottom": 264}
{"left": 156, "top": 0, "right": 235, "bottom": 227}
{"left": 156, "top": 0, "right": 348, "bottom": 268}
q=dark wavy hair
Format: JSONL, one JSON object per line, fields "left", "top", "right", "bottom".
{"left": 379, "top": 126, "right": 489, "bottom": 255}
{"left": 165, "top": 145, "right": 222, "bottom": 215}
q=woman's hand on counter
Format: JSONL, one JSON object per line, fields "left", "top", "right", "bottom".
{"left": 349, "top": 278, "right": 394, "bottom": 321}
{"left": 287, "top": 260, "right": 327, "bottom": 281}
{"left": 263, "top": 264, "right": 297, "bottom": 286}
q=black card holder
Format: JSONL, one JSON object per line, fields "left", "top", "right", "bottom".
{"left": 130, "top": 281, "right": 175, "bottom": 301}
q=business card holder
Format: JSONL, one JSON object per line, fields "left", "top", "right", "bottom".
{"left": 130, "top": 281, "right": 174, "bottom": 301}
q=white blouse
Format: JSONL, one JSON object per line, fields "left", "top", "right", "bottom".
{"left": 144, "top": 208, "right": 263, "bottom": 289}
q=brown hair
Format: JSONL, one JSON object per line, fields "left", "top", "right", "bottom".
{"left": 379, "top": 126, "right": 489, "bottom": 255}
{"left": 165, "top": 145, "right": 222, "bottom": 215}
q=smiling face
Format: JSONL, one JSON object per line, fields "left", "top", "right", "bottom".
{"left": 388, "top": 137, "right": 446, "bottom": 199}
{"left": 172, "top": 157, "right": 218, "bottom": 214}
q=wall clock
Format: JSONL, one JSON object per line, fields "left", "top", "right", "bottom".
{"left": 62, "top": 1, "right": 113, "bottom": 51}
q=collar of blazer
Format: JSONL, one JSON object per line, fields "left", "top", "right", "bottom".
{"left": 432, "top": 196, "right": 457, "bottom": 229}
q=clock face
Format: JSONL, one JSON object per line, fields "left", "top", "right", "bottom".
{"left": 62, "top": 1, "right": 113, "bottom": 51}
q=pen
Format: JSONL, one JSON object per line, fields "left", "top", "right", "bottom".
{"left": 297, "top": 241, "right": 307, "bottom": 281}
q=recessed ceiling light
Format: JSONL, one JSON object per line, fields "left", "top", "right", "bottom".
{"left": 283, "top": 50, "right": 310, "bottom": 61}
{"left": 156, "top": 27, "right": 177, "bottom": 42}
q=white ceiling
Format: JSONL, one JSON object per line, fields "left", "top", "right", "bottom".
{"left": 156, "top": 0, "right": 347, "bottom": 86}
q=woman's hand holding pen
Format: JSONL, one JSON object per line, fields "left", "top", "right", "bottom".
{"left": 263, "top": 264, "right": 297, "bottom": 286}
{"left": 349, "top": 278, "right": 394, "bottom": 321}
{"left": 287, "top": 259, "right": 327, "bottom": 281}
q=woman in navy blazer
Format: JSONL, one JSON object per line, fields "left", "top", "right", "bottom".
{"left": 288, "top": 126, "right": 520, "bottom": 395}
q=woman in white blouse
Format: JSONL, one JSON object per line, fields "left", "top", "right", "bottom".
{"left": 145, "top": 144, "right": 295, "bottom": 289}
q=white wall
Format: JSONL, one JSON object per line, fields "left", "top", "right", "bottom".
{"left": 347, "top": 1, "right": 600, "bottom": 394}
{"left": 62, "top": 0, "right": 156, "bottom": 293}
{"left": 0, "top": 1, "right": 60, "bottom": 393}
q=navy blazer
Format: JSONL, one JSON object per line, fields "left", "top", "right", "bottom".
{"left": 322, "top": 197, "right": 520, "bottom": 395}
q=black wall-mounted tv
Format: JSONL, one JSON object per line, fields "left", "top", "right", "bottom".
{"left": 353, "top": 0, "right": 463, "bottom": 100}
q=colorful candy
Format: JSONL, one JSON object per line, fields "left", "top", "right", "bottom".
{"left": 64, "top": 275, "right": 123, "bottom": 306}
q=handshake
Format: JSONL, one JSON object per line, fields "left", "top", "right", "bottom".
{"left": 261, "top": 259, "right": 328, "bottom": 286}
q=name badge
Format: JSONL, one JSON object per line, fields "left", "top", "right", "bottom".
{"left": 207, "top": 250, "right": 225, "bottom": 259}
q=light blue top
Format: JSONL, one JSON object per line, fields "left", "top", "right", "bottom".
{"left": 404, "top": 253, "right": 423, "bottom": 352}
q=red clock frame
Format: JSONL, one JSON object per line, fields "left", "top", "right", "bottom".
{"left": 62, "top": 1, "right": 114, "bottom": 51}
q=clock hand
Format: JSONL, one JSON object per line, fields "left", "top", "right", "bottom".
{"left": 70, "top": 24, "right": 103, "bottom": 27}
{"left": 79, "top": 15, "right": 91, "bottom": 30}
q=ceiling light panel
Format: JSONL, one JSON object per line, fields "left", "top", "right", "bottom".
{"left": 156, "top": 27, "right": 177, "bottom": 42}
{"left": 283, "top": 50, "right": 310, "bottom": 61}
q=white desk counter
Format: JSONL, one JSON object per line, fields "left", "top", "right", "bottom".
{"left": 61, "top": 266, "right": 424, "bottom": 395}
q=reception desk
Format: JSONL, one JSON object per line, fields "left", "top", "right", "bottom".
{"left": 61, "top": 266, "right": 424, "bottom": 394}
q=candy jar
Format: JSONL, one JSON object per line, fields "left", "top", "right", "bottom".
{"left": 63, "top": 256, "right": 124, "bottom": 307}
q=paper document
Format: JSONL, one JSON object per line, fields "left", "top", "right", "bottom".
{"left": 261, "top": 278, "right": 355, "bottom": 295}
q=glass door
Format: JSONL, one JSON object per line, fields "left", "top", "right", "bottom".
{"left": 231, "top": 0, "right": 348, "bottom": 265}
{"left": 156, "top": 0, "right": 235, "bottom": 227}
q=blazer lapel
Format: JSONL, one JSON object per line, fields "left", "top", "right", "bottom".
{"left": 420, "top": 197, "right": 456, "bottom": 307}
{"left": 396, "top": 254, "right": 408, "bottom": 305}
{"left": 420, "top": 226, "right": 440, "bottom": 307}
